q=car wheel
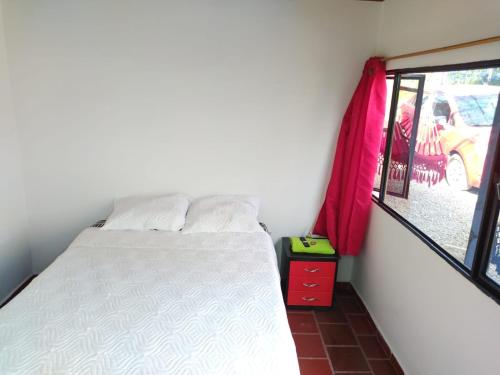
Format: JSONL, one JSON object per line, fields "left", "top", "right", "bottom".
{"left": 446, "top": 154, "right": 470, "bottom": 190}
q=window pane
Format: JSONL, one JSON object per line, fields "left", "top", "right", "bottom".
{"left": 384, "top": 78, "right": 423, "bottom": 198}
{"left": 486, "top": 210, "right": 500, "bottom": 287}
{"left": 384, "top": 68, "right": 500, "bottom": 265}
{"left": 373, "top": 78, "right": 394, "bottom": 194}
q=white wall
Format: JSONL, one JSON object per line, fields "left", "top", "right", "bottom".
{"left": 352, "top": 1, "right": 500, "bottom": 374}
{"left": 354, "top": 207, "right": 500, "bottom": 375}
{"left": 377, "top": 0, "right": 500, "bottom": 69}
{"left": 2, "top": 0, "right": 382, "bottom": 274}
{"left": 0, "top": 2, "right": 31, "bottom": 302}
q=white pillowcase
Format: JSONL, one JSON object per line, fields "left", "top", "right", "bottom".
{"left": 182, "top": 195, "right": 264, "bottom": 234}
{"left": 102, "top": 194, "right": 190, "bottom": 231}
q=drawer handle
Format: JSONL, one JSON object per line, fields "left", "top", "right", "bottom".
{"left": 302, "top": 297, "right": 319, "bottom": 302}
{"left": 304, "top": 268, "right": 320, "bottom": 273}
{"left": 302, "top": 283, "right": 320, "bottom": 288}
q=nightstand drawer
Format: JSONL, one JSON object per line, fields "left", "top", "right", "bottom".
{"left": 289, "top": 275, "right": 334, "bottom": 293}
{"left": 287, "top": 290, "right": 333, "bottom": 307}
{"left": 289, "top": 260, "right": 335, "bottom": 277}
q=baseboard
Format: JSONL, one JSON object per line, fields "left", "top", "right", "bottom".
{"left": 0, "top": 274, "right": 37, "bottom": 309}
{"left": 350, "top": 282, "right": 405, "bottom": 375}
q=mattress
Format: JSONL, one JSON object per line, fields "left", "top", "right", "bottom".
{"left": 0, "top": 229, "right": 300, "bottom": 375}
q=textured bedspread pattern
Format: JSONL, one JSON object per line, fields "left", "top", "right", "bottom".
{"left": 0, "top": 229, "right": 299, "bottom": 375}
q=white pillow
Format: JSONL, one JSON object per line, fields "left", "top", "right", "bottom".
{"left": 102, "top": 194, "right": 190, "bottom": 231}
{"left": 182, "top": 195, "right": 264, "bottom": 234}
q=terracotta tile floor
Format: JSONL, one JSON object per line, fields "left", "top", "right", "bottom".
{"left": 288, "top": 283, "right": 404, "bottom": 375}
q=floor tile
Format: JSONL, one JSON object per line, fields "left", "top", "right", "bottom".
{"left": 335, "top": 282, "right": 356, "bottom": 296}
{"left": 377, "top": 333, "right": 392, "bottom": 357}
{"left": 319, "top": 323, "right": 357, "bottom": 346}
{"left": 287, "top": 309, "right": 313, "bottom": 315}
{"left": 370, "top": 359, "right": 399, "bottom": 375}
{"left": 348, "top": 314, "right": 377, "bottom": 335}
{"left": 337, "top": 296, "right": 365, "bottom": 313}
{"left": 327, "top": 346, "right": 370, "bottom": 372}
{"left": 359, "top": 335, "right": 389, "bottom": 359}
{"left": 293, "top": 334, "right": 326, "bottom": 358}
{"left": 287, "top": 312, "right": 318, "bottom": 333}
{"left": 288, "top": 284, "right": 404, "bottom": 375}
{"left": 298, "top": 358, "right": 332, "bottom": 375}
{"left": 390, "top": 354, "right": 404, "bottom": 375}
{"left": 315, "top": 308, "right": 348, "bottom": 323}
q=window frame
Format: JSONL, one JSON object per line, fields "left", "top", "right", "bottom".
{"left": 373, "top": 59, "right": 500, "bottom": 304}
{"left": 377, "top": 75, "right": 426, "bottom": 200}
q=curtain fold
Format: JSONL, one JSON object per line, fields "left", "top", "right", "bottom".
{"left": 313, "top": 57, "right": 387, "bottom": 256}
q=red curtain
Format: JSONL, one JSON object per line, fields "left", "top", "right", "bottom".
{"left": 313, "top": 57, "right": 387, "bottom": 256}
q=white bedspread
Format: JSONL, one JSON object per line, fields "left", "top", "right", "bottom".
{"left": 0, "top": 229, "right": 299, "bottom": 375}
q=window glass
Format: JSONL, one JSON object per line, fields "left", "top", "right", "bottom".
{"left": 454, "top": 94, "right": 498, "bottom": 126}
{"left": 385, "top": 77, "right": 423, "bottom": 198}
{"left": 432, "top": 94, "right": 451, "bottom": 120}
{"left": 379, "top": 67, "right": 500, "bottom": 266}
{"left": 486, "top": 210, "right": 500, "bottom": 287}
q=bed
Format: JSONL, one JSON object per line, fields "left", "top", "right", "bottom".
{"left": 0, "top": 228, "right": 300, "bottom": 374}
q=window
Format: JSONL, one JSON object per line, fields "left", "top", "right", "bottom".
{"left": 486, "top": 211, "right": 500, "bottom": 287}
{"left": 373, "top": 60, "right": 500, "bottom": 302}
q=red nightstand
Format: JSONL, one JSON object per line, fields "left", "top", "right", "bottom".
{"left": 281, "top": 237, "right": 339, "bottom": 309}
